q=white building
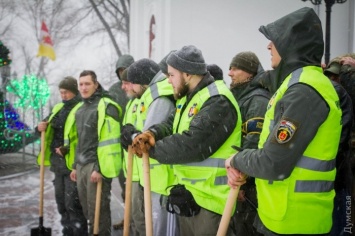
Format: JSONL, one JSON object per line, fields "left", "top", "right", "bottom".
{"left": 130, "top": 0, "right": 355, "bottom": 85}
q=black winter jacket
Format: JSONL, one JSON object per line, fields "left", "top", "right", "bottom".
{"left": 37, "top": 96, "right": 81, "bottom": 173}
{"left": 74, "top": 85, "right": 120, "bottom": 172}
{"left": 148, "top": 73, "right": 238, "bottom": 164}
{"left": 231, "top": 72, "right": 271, "bottom": 149}
{"left": 331, "top": 80, "right": 353, "bottom": 192}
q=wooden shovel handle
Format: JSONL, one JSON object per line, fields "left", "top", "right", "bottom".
{"left": 217, "top": 186, "right": 240, "bottom": 236}
{"left": 39, "top": 131, "right": 46, "bottom": 217}
{"left": 93, "top": 180, "right": 103, "bottom": 236}
{"left": 142, "top": 152, "right": 153, "bottom": 236}
{"left": 123, "top": 146, "right": 134, "bottom": 236}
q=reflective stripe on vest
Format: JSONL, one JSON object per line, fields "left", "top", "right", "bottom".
{"left": 296, "top": 155, "right": 335, "bottom": 172}
{"left": 183, "top": 157, "right": 228, "bottom": 185}
{"left": 99, "top": 138, "right": 120, "bottom": 147}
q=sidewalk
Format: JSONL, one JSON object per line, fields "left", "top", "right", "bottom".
{"left": 0, "top": 152, "right": 38, "bottom": 179}
{"left": 0, "top": 153, "right": 125, "bottom": 236}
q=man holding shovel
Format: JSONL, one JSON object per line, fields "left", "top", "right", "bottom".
{"left": 68, "top": 70, "right": 122, "bottom": 236}
{"left": 120, "top": 58, "right": 178, "bottom": 235}
{"left": 131, "top": 45, "right": 242, "bottom": 235}
{"left": 36, "top": 76, "right": 87, "bottom": 235}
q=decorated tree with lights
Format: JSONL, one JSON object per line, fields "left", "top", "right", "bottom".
{"left": 0, "top": 40, "right": 43, "bottom": 154}
{"left": 6, "top": 74, "right": 50, "bottom": 117}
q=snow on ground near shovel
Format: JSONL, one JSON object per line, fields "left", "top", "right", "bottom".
{"left": 0, "top": 154, "right": 125, "bottom": 236}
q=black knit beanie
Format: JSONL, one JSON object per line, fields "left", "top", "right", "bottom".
{"left": 127, "top": 58, "right": 160, "bottom": 85}
{"left": 58, "top": 76, "right": 79, "bottom": 95}
{"left": 121, "top": 68, "right": 128, "bottom": 81}
{"left": 166, "top": 45, "right": 207, "bottom": 75}
{"left": 207, "top": 64, "right": 224, "bottom": 80}
{"left": 158, "top": 50, "right": 176, "bottom": 74}
{"left": 230, "top": 51, "right": 260, "bottom": 75}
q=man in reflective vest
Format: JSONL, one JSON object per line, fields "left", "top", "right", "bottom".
{"left": 36, "top": 76, "right": 87, "bottom": 235}
{"left": 68, "top": 70, "right": 122, "bottom": 236}
{"left": 119, "top": 68, "right": 144, "bottom": 234}
{"left": 131, "top": 45, "right": 242, "bottom": 235}
{"left": 120, "top": 58, "right": 178, "bottom": 235}
{"left": 228, "top": 51, "right": 271, "bottom": 236}
{"left": 225, "top": 7, "right": 342, "bottom": 235}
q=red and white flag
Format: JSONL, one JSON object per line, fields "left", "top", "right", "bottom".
{"left": 36, "top": 21, "right": 56, "bottom": 61}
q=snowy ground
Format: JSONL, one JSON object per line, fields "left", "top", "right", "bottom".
{"left": 0, "top": 153, "right": 125, "bottom": 236}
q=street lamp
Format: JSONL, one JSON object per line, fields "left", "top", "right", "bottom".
{"left": 302, "top": 0, "right": 347, "bottom": 65}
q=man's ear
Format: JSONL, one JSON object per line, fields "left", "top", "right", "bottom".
{"left": 183, "top": 72, "right": 191, "bottom": 79}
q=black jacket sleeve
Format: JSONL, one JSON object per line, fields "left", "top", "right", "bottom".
{"left": 242, "top": 95, "right": 269, "bottom": 149}
{"left": 149, "top": 95, "right": 238, "bottom": 164}
{"left": 34, "top": 114, "right": 51, "bottom": 136}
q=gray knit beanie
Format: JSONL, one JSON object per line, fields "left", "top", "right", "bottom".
{"left": 58, "top": 76, "right": 79, "bottom": 95}
{"left": 166, "top": 45, "right": 207, "bottom": 75}
{"left": 127, "top": 58, "right": 160, "bottom": 85}
{"left": 230, "top": 51, "right": 260, "bottom": 75}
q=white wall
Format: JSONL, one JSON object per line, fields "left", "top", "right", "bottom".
{"left": 317, "top": 1, "right": 354, "bottom": 58}
{"left": 130, "top": 0, "right": 355, "bottom": 85}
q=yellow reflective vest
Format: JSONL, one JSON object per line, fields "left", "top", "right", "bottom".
{"left": 37, "top": 103, "right": 64, "bottom": 166}
{"left": 122, "top": 98, "right": 140, "bottom": 181}
{"left": 172, "top": 81, "right": 242, "bottom": 215}
{"left": 257, "top": 66, "right": 342, "bottom": 234}
{"left": 64, "top": 98, "right": 122, "bottom": 177}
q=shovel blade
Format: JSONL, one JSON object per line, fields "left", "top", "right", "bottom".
{"left": 30, "top": 226, "right": 52, "bottom": 236}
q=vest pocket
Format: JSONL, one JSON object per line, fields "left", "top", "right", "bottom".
{"left": 177, "top": 166, "right": 214, "bottom": 198}
{"left": 257, "top": 178, "right": 289, "bottom": 221}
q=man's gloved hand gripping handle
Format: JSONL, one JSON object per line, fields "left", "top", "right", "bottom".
{"left": 120, "top": 123, "right": 141, "bottom": 150}
{"left": 132, "top": 130, "right": 156, "bottom": 157}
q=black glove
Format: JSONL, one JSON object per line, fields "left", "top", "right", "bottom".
{"left": 121, "top": 124, "right": 140, "bottom": 151}
{"left": 59, "top": 146, "right": 69, "bottom": 156}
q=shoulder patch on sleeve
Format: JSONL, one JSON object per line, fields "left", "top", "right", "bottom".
{"left": 275, "top": 119, "right": 297, "bottom": 144}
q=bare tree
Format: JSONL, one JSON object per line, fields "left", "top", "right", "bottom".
{"left": 85, "top": 0, "right": 130, "bottom": 58}
{"left": 0, "top": 1, "right": 17, "bottom": 37}
{"left": 0, "top": 0, "right": 131, "bottom": 154}
{"left": 0, "top": 0, "right": 89, "bottom": 123}
{"left": 0, "top": 0, "right": 131, "bottom": 108}
{"left": 16, "top": 0, "right": 89, "bottom": 77}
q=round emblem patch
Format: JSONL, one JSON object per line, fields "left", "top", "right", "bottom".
{"left": 188, "top": 103, "right": 198, "bottom": 118}
{"left": 275, "top": 119, "right": 296, "bottom": 144}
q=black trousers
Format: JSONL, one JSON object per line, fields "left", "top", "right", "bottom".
{"left": 53, "top": 171, "right": 88, "bottom": 236}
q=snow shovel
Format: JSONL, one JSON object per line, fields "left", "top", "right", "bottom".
{"left": 123, "top": 146, "right": 134, "bottom": 236}
{"left": 216, "top": 186, "right": 240, "bottom": 236}
{"left": 142, "top": 152, "right": 153, "bottom": 236}
{"left": 31, "top": 131, "right": 52, "bottom": 236}
{"left": 93, "top": 179, "right": 103, "bottom": 236}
